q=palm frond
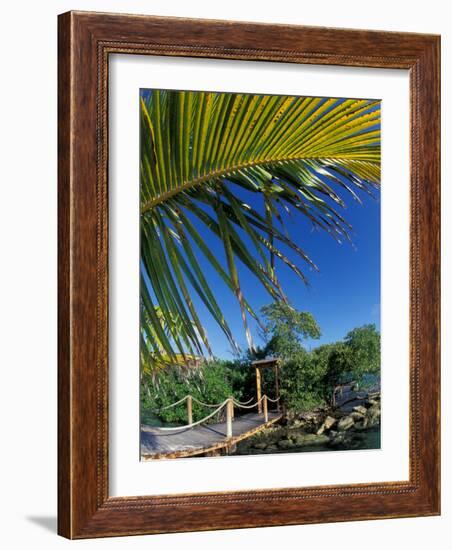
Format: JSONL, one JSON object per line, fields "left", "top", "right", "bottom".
{"left": 140, "top": 89, "right": 380, "bottom": 366}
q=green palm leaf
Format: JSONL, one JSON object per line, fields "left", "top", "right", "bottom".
{"left": 140, "top": 89, "right": 380, "bottom": 367}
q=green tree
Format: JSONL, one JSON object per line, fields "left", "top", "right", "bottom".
{"left": 310, "top": 325, "right": 381, "bottom": 404}
{"left": 258, "top": 303, "right": 323, "bottom": 410}
{"left": 260, "top": 301, "right": 321, "bottom": 358}
{"left": 279, "top": 349, "right": 327, "bottom": 411}
{"left": 344, "top": 324, "right": 380, "bottom": 376}
{"left": 311, "top": 342, "right": 353, "bottom": 402}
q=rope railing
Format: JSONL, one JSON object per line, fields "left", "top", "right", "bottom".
{"left": 190, "top": 396, "right": 225, "bottom": 408}
{"left": 154, "top": 393, "right": 255, "bottom": 412}
{"left": 231, "top": 395, "right": 255, "bottom": 406}
{"left": 151, "top": 393, "right": 281, "bottom": 436}
{"left": 266, "top": 395, "right": 281, "bottom": 403}
{"left": 157, "top": 395, "right": 189, "bottom": 411}
{"left": 148, "top": 357, "right": 284, "bottom": 438}
{"left": 153, "top": 399, "right": 230, "bottom": 432}
{"left": 232, "top": 395, "right": 265, "bottom": 409}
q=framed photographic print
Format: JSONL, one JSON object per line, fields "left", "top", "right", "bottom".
{"left": 58, "top": 11, "right": 440, "bottom": 538}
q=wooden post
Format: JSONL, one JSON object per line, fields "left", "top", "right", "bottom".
{"left": 226, "top": 398, "right": 233, "bottom": 438}
{"left": 186, "top": 395, "right": 193, "bottom": 425}
{"left": 263, "top": 394, "right": 268, "bottom": 422}
{"left": 255, "top": 366, "right": 262, "bottom": 413}
{"left": 274, "top": 364, "right": 280, "bottom": 412}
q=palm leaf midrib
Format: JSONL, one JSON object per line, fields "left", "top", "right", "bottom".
{"left": 140, "top": 153, "right": 379, "bottom": 214}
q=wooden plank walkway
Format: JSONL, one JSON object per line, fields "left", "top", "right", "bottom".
{"left": 141, "top": 411, "right": 282, "bottom": 459}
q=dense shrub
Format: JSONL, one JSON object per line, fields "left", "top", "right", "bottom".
{"left": 141, "top": 358, "right": 256, "bottom": 425}
{"left": 279, "top": 349, "right": 327, "bottom": 412}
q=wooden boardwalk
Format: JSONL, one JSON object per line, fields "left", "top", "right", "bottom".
{"left": 141, "top": 411, "right": 282, "bottom": 459}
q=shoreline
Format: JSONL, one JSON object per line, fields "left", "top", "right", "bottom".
{"left": 234, "top": 391, "right": 381, "bottom": 455}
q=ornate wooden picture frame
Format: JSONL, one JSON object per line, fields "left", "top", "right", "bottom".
{"left": 58, "top": 11, "right": 440, "bottom": 538}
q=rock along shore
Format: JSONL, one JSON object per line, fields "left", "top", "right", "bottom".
{"left": 235, "top": 392, "right": 381, "bottom": 455}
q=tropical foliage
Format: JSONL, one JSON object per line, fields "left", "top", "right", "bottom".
{"left": 257, "top": 307, "right": 380, "bottom": 411}
{"left": 309, "top": 323, "right": 381, "bottom": 403}
{"left": 140, "top": 89, "right": 381, "bottom": 370}
{"left": 141, "top": 361, "right": 237, "bottom": 425}
{"left": 260, "top": 301, "right": 321, "bottom": 358}
{"left": 141, "top": 310, "right": 381, "bottom": 425}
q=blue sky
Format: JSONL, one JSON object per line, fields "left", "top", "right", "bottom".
{"left": 174, "top": 182, "right": 380, "bottom": 358}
